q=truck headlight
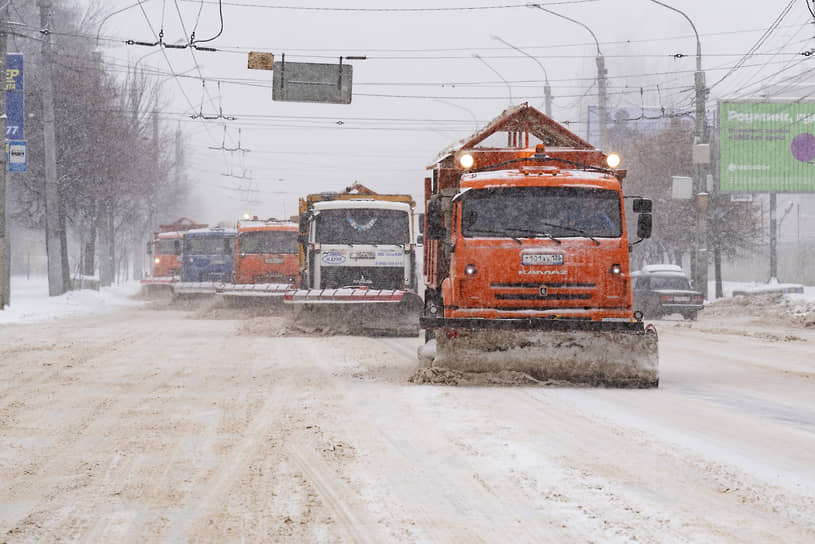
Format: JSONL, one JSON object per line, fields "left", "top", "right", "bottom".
{"left": 465, "top": 264, "right": 477, "bottom": 275}
{"left": 609, "top": 263, "right": 622, "bottom": 275}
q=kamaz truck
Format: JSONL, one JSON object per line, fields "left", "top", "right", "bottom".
{"left": 174, "top": 226, "right": 237, "bottom": 296}
{"left": 218, "top": 217, "right": 299, "bottom": 303}
{"left": 419, "top": 104, "right": 659, "bottom": 386}
{"left": 284, "top": 183, "right": 422, "bottom": 335}
{"left": 140, "top": 217, "right": 205, "bottom": 296}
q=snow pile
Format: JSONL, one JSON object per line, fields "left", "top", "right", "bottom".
{"left": 703, "top": 291, "right": 815, "bottom": 329}
{"left": 0, "top": 276, "right": 143, "bottom": 324}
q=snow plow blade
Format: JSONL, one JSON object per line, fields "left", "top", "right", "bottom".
{"left": 139, "top": 277, "right": 177, "bottom": 298}
{"left": 217, "top": 283, "right": 292, "bottom": 297}
{"left": 419, "top": 318, "right": 659, "bottom": 388}
{"left": 172, "top": 281, "right": 223, "bottom": 296}
{"left": 284, "top": 289, "right": 422, "bottom": 336}
{"left": 215, "top": 283, "right": 294, "bottom": 309}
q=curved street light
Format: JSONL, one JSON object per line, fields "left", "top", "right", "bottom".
{"left": 472, "top": 53, "right": 513, "bottom": 107}
{"left": 491, "top": 35, "right": 553, "bottom": 117}
{"left": 529, "top": 4, "right": 607, "bottom": 146}
{"left": 647, "top": 0, "right": 710, "bottom": 297}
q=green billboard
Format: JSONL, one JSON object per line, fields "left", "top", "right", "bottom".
{"left": 719, "top": 101, "right": 815, "bottom": 192}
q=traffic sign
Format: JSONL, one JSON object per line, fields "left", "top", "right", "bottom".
{"left": 7, "top": 140, "right": 26, "bottom": 172}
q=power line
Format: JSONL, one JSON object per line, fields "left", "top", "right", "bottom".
{"left": 177, "top": 0, "right": 599, "bottom": 12}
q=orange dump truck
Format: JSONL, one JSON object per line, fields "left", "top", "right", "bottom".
{"left": 141, "top": 217, "right": 206, "bottom": 295}
{"left": 419, "top": 104, "right": 659, "bottom": 386}
{"left": 218, "top": 217, "right": 299, "bottom": 300}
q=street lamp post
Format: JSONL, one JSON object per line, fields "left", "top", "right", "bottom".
{"left": 472, "top": 53, "right": 513, "bottom": 107}
{"left": 491, "top": 35, "right": 553, "bottom": 117}
{"left": 648, "top": 0, "right": 709, "bottom": 298}
{"left": 529, "top": 4, "right": 607, "bottom": 147}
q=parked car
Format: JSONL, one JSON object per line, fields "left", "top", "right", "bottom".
{"left": 632, "top": 264, "right": 704, "bottom": 320}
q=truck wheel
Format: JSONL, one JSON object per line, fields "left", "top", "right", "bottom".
{"left": 683, "top": 311, "right": 698, "bottom": 321}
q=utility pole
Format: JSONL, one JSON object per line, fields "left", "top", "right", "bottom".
{"left": 38, "top": 0, "right": 64, "bottom": 295}
{"left": 648, "top": 0, "right": 709, "bottom": 299}
{"left": 530, "top": 4, "right": 607, "bottom": 147}
{"left": 0, "top": 0, "right": 8, "bottom": 309}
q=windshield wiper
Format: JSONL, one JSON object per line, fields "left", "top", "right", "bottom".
{"left": 465, "top": 228, "right": 523, "bottom": 244}
{"left": 503, "top": 227, "right": 562, "bottom": 245}
{"left": 539, "top": 222, "right": 600, "bottom": 245}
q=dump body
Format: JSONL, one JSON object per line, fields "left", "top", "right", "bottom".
{"left": 284, "top": 185, "right": 422, "bottom": 335}
{"left": 420, "top": 104, "right": 658, "bottom": 386}
{"left": 176, "top": 227, "right": 237, "bottom": 295}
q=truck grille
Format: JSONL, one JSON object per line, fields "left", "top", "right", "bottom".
{"left": 320, "top": 266, "right": 404, "bottom": 289}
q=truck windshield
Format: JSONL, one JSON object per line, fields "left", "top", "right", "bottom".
{"left": 156, "top": 239, "right": 181, "bottom": 255}
{"left": 460, "top": 187, "right": 622, "bottom": 239}
{"left": 186, "top": 236, "right": 234, "bottom": 255}
{"left": 315, "top": 208, "right": 410, "bottom": 245}
{"left": 238, "top": 231, "right": 298, "bottom": 254}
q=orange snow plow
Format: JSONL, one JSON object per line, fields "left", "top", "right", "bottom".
{"left": 419, "top": 104, "right": 659, "bottom": 386}
{"left": 141, "top": 217, "right": 206, "bottom": 297}
{"left": 217, "top": 217, "right": 299, "bottom": 305}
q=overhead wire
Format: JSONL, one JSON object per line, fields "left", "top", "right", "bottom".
{"left": 709, "top": 0, "right": 798, "bottom": 91}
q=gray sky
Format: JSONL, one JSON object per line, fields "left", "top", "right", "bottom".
{"left": 86, "top": 0, "right": 815, "bottom": 223}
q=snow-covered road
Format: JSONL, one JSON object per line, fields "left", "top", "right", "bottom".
{"left": 1, "top": 304, "right": 813, "bottom": 542}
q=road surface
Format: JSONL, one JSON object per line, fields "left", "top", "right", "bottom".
{"left": 1, "top": 302, "right": 814, "bottom": 543}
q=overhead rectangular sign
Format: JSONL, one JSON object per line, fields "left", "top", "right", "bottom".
{"left": 273, "top": 61, "right": 352, "bottom": 104}
{"left": 719, "top": 100, "right": 815, "bottom": 192}
{"left": 6, "top": 53, "right": 24, "bottom": 139}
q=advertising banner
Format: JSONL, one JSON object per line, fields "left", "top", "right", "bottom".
{"left": 719, "top": 101, "right": 815, "bottom": 192}
{"left": 6, "top": 53, "right": 24, "bottom": 139}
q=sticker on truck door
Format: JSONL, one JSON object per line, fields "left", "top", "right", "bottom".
{"left": 321, "top": 251, "right": 347, "bottom": 265}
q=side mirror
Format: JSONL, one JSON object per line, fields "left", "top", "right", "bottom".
{"left": 633, "top": 198, "right": 652, "bottom": 213}
{"left": 637, "top": 213, "right": 653, "bottom": 239}
{"left": 426, "top": 200, "right": 446, "bottom": 241}
{"left": 417, "top": 213, "right": 425, "bottom": 235}
{"left": 145, "top": 242, "right": 152, "bottom": 255}
{"left": 417, "top": 234, "right": 424, "bottom": 246}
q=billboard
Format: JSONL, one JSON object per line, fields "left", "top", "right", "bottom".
{"left": 719, "top": 101, "right": 815, "bottom": 192}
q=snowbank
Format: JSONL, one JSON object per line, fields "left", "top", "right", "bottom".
{"left": 0, "top": 276, "right": 144, "bottom": 324}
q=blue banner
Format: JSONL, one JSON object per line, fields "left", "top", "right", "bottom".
{"left": 6, "top": 53, "right": 23, "bottom": 139}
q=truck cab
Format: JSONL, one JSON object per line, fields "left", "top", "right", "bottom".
{"left": 181, "top": 227, "right": 237, "bottom": 283}
{"left": 234, "top": 218, "right": 299, "bottom": 285}
{"left": 148, "top": 231, "right": 183, "bottom": 280}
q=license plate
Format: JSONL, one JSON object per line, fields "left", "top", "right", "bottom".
{"left": 674, "top": 296, "right": 690, "bottom": 302}
{"left": 522, "top": 253, "right": 563, "bottom": 266}
{"left": 265, "top": 257, "right": 284, "bottom": 264}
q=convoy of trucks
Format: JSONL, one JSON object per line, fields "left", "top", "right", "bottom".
{"left": 140, "top": 104, "right": 659, "bottom": 386}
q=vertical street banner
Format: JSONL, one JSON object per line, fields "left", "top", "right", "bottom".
{"left": 6, "top": 53, "right": 24, "bottom": 139}
{"left": 6, "top": 53, "right": 25, "bottom": 172}
{"left": 719, "top": 101, "right": 815, "bottom": 193}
